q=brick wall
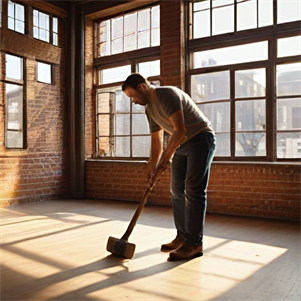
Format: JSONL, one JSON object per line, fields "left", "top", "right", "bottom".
{"left": 0, "top": 24, "right": 69, "bottom": 207}
{"left": 86, "top": 160, "right": 300, "bottom": 221}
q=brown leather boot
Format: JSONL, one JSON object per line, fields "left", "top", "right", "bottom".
{"left": 161, "top": 236, "right": 185, "bottom": 252}
{"left": 168, "top": 241, "right": 203, "bottom": 260}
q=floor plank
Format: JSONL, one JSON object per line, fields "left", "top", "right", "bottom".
{"left": 0, "top": 199, "right": 300, "bottom": 301}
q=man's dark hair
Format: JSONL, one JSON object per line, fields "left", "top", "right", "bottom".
{"left": 122, "top": 73, "right": 148, "bottom": 91}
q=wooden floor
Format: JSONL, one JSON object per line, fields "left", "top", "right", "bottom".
{"left": 0, "top": 199, "right": 300, "bottom": 301}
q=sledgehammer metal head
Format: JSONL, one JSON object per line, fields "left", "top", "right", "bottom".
{"left": 106, "top": 236, "right": 136, "bottom": 259}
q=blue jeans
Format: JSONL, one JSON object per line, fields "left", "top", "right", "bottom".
{"left": 170, "top": 130, "right": 216, "bottom": 246}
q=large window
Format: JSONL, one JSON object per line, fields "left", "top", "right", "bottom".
{"left": 5, "top": 54, "right": 25, "bottom": 148}
{"left": 189, "top": 0, "right": 301, "bottom": 160}
{"left": 8, "top": 0, "right": 25, "bottom": 34}
{"left": 95, "top": 60, "right": 160, "bottom": 158}
{"left": 95, "top": 5, "right": 160, "bottom": 57}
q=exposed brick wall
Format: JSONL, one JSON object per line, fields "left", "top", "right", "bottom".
{"left": 86, "top": 160, "right": 300, "bottom": 221}
{"left": 0, "top": 25, "right": 69, "bottom": 207}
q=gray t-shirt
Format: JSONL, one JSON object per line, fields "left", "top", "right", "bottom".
{"left": 145, "top": 86, "right": 213, "bottom": 142}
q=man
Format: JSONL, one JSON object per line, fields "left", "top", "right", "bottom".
{"left": 122, "top": 73, "right": 216, "bottom": 260}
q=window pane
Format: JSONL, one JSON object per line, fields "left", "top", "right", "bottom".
{"left": 133, "top": 136, "right": 150, "bottom": 157}
{"left": 276, "top": 62, "right": 301, "bottom": 96}
{"left": 151, "top": 27, "right": 160, "bottom": 46}
{"left": 37, "top": 62, "right": 51, "bottom": 84}
{"left": 116, "top": 90, "right": 130, "bottom": 112}
{"left": 53, "top": 33, "right": 58, "bottom": 46}
{"left": 237, "top": 0, "right": 257, "bottom": 31}
{"left": 33, "top": 10, "right": 38, "bottom": 26}
{"left": 215, "top": 133, "right": 230, "bottom": 156}
{"left": 212, "top": 6, "right": 234, "bottom": 35}
{"left": 278, "top": 0, "right": 301, "bottom": 24}
{"left": 98, "top": 137, "right": 111, "bottom": 157}
{"left": 53, "top": 17, "right": 58, "bottom": 33}
{"left": 278, "top": 36, "right": 301, "bottom": 58}
{"left": 236, "top": 100, "right": 266, "bottom": 131}
{"left": 194, "top": 10, "right": 210, "bottom": 38}
{"left": 191, "top": 71, "right": 230, "bottom": 102}
{"left": 5, "top": 54, "right": 23, "bottom": 81}
{"left": 193, "top": 41, "right": 268, "bottom": 68}
{"left": 112, "top": 37, "right": 123, "bottom": 54}
{"left": 138, "top": 30, "right": 150, "bottom": 49}
{"left": 212, "top": 0, "right": 234, "bottom": 8}
{"left": 115, "top": 137, "right": 130, "bottom": 157}
{"left": 112, "top": 16, "right": 123, "bottom": 40}
{"left": 277, "top": 98, "right": 301, "bottom": 130}
{"left": 8, "top": 1, "right": 14, "bottom": 17}
{"left": 8, "top": 17, "right": 14, "bottom": 30}
{"left": 236, "top": 133, "right": 266, "bottom": 156}
{"left": 259, "top": 0, "right": 273, "bottom": 27}
{"left": 194, "top": 0, "right": 210, "bottom": 10}
{"left": 138, "top": 60, "right": 160, "bottom": 78}
{"left": 124, "top": 34, "right": 137, "bottom": 52}
{"left": 138, "top": 9, "right": 150, "bottom": 31}
{"left": 132, "top": 114, "right": 149, "bottom": 135}
{"left": 277, "top": 132, "right": 301, "bottom": 158}
{"left": 97, "top": 92, "right": 111, "bottom": 113}
{"left": 116, "top": 114, "right": 130, "bottom": 135}
{"left": 15, "top": 20, "right": 24, "bottom": 34}
{"left": 198, "top": 102, "right": 230, "bottom": 132}
{"left": 15, "top": 3, "right": 24, "bottom": 21}
{"left": 5, "top": 84, "right": 23, "bottom": 148}
{"left": 151, "top": 6, "right": 160, "bottom": 29}
{"left": 101, "top": 65, "right": 131, "bottom": 84}
{"left": 235, "top": 68, "right": 266, "bottom": 98}
{"left": 98, "top": 115, "right": 110, "bottom": 136}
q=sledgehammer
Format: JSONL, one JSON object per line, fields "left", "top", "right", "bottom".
{"left": 106, "top": 163, "right": 168, "bottom": 259}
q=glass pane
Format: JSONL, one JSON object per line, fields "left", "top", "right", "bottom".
{"left": 5, "top": 54, "right": 23, "bottom": 80}
{"left": 8, "top": 17, "right": 14, "bottom": 30}
{"left": 259, "top": 0, "right": 273, "bottom": 27}
{"left": 132, "top": 102, "right": 145, "bottom": 112}
{"left": 15, "top": 20, "right": 24, "bottom": 34}
{"left": 37, "top": 62, "right": 51, "bottom": 84}
{"left": 235, "top": 68, "right": 266, "bottom": 98}
{"left": 15, "top": 4, "right": 24, "bottom": 21}
{"left": 98, "top": 115, "right": 110, "bottom": 136}
{"left": 99, "top": 21, "right": 110, "bottom": 42}
{"left": 33, "top": 27, "right": 39, "bottom": 39}
{"left": 212, "top": 6, "right": 234, "bottom": 35}
{"left": 115, "top": 136, "right": 130, "bottom": 157}
{"left": 151, "top": 6, "right": 160, "bottom": 29}
{"left": 236, "top": 133, "right": 266, "bottom": 156}
{"left": 5, "top": 84, "right": 23, "bottom": 148}
{"left": 237, "top": 0, "right": 257, "bottom": 31}
{"left": 138, "top": 8, "right": 150, "bottom": 31}
{"left": 116, "top": 90, "right": 130, "bottom": 112}
{"left": 125, "top": 12, "right": 136, "bottom": 36}
{"left": 198, "top": 102, "right": 230, "bottom": 132}
{"left": 8, "top": 1, "right": 14, "bottom": 18}
{"left": 132, "top": 114, "right": 149, "bottom": 135}
{"left": 236, "top": 99, "right": 266, "bottom": 131}
{"left": 138, "top": 30, "right": 150, "bottom": 49}
{"left": 98, "top": 137, "right": 111, "bottom": 157}
{"left": 193, "top": 10, "right": 210, "bottom": 38}
{"left": 276, "top": 62, "right": 301, "bottom": 96}
{"left": 132, "top": 136, "right": 150, "bottom": 157}
{"left": 138, "top": 60, "right": 160, "bottom": 78}
{"left": 112, "top": 16, "right": 123, "bottom": 39}
{"left": 278, "top": 0, "right": 301, "bottom": 24}
{"left": 215, "top": 133, "right": 230, "bottom": 156}
{"left": 277, "top": 132, "right": 301, "bottom": 158}
{"left": 124, "top": 34, "right": 136, "bottom": 52}
{"left": 151, "top": 27, "right": 160, "bottom": 46}
{"left": 277, "top": 98, "right": 301, "bottom": 130}
{"left": 191, "top": 71, "right": 230, "bottom": 102}
{"left": 101, "top": 65, "right": 131, "bottom": 84}
{"left": 213, "top": 0, "right": 234, "bottom": 8}
{"left": 53, "top": 17, "right": 58, "bottom": 32}
{"left": 116, "top": 114, "right": 130, "bottom": 135}
{"left": 53, "top": 33, "right": 58, "bottom": 46}
{"left": 97, "top": 92, "right": 111, "bottom": 113}
{"left": 112, "top": 37, "right": 123, "bottom": 54}
{"left": 278, "top": 36, "right": 301, "bottom": 58}
{"left": 33, "top": 10, "right": 38, "bottom": 26}
{"left": 194, "top": 0, "right": 210, "bottom": 11}
{"left": 193, "top": 41, "right": 268, "bottom": 68}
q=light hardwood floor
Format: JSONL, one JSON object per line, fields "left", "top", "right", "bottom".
{"left": 0, "top": 199, "right": 300, "bottom": 301}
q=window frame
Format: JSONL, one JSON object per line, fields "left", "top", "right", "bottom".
{"left": 187, "top": 0, "right": 301, "bottom": 162}
{"left": 4, "top": 52, "right": 27, "bottom": 149}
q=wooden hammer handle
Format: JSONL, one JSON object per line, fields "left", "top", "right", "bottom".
{"left": 121, "top": 164, "right": 167, "bottom": 241}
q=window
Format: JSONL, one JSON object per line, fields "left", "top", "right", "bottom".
{"left": 95, "top": 5, "right": 160, "bottom": 57}
{"left": 37, "top": 62, "right": 52, "bottom": 84}
{"left": 33, "top": 9, "right": 59, "bottom": 46}
{"left": 189, "top": 0, "right": 301, "bottom": 161}
{"left": 8, "top": 0, "right": 25, "bottom": 34}
{"left": 96, "top": 60, "right": 160, "bottom": 158}
{"left": 5, "top": 54, "right": 25, "bottom": 148}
